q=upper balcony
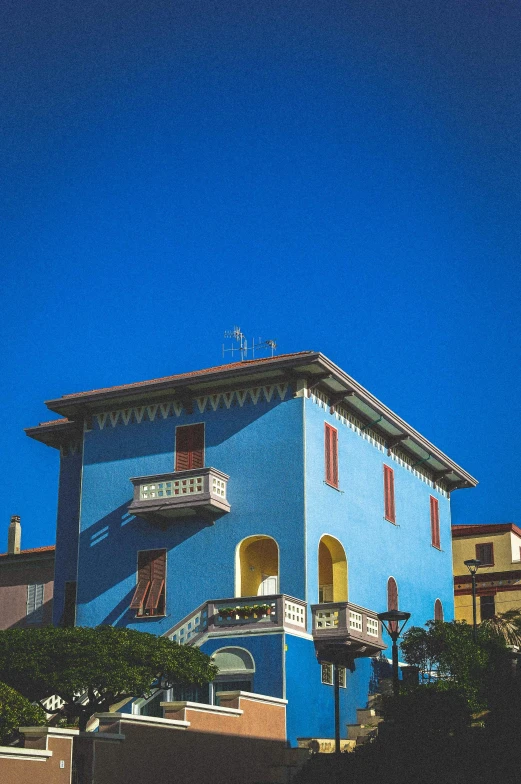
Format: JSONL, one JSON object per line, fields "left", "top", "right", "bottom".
{"left": 128, "top": 467, "right": 230, "bottom": 523}
{"left": 311, "top": 601, "right": 386, "bottom": 663}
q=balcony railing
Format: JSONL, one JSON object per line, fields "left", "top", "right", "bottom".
{"left": 128, "top": 467, "right": 230, "bottom": 522}
{"left": 311, "top": 601, "right": 386, "bottom": 661}
{"left": 167, "top": 594, "right": 307, "bottom": 645}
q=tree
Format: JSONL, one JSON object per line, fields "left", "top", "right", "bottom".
{"left": 400, "top": 619, "right": 509, "bottom": 712}
{"left": 0, "top": 681, "right": 46, "bottom": 744}
{"left": 480, "top": 609, "right": 521, "bottom": 648}
{"left": 0, "top": 626, "right": 217, "bottom": 731}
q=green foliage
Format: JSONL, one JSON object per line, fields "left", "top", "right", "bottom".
{"left": 0, "top": 681, "right": 46, "bottom": 745}
{"left": 480, "top": 609, "right": 521, "bottom": 648}
{"left": 382, "top": 683, "right": 471, "bottom": 738}
{"left": 400, "top": 619, "right": 509, "bottom": 712}
{"left": 0, "top": 626, "right": 217, "bottom": 731}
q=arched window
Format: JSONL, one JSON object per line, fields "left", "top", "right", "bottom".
{"left": 434, "top": 599, "right": 444, "bottom": 622}
{"left": 236, "top": 536, "right": 279, "bottom": 597}
{"left": 211, "top": 647, "right": 255, "bottom": 703}
{"left": 318, "top": 535, "right": 348, "bottom": 603}
{"left": 387, "top": 577, "right": 398, "bottom": 633}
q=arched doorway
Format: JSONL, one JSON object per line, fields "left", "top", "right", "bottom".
{"left": 211, "top": 647, "right": 255, "bottom": 703}
{"left": 318, "top": 535, "right": 348, "bottom": 603}
{"left": 236, "top": 536, "right": 279, "bottom": 597}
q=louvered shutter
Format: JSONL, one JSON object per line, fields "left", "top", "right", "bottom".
{"left": 175, "top": 426, "right": 191, "bottom": 471}
{"left": 145, "top": 550, "right": 166, "bottom": 613}
{"left": 325, "top": 424, "right": 338, "bottom": 487}
{"left": 434, "top": 599, "right": 443, "bottom": 621}
{"left": 430, "top": 496, "right": 440, "bottom": 548}
{"left": 384, "top": 465, "right": 395, "bottom": 523}
{"left": 27, "top": 583, "right": 45, "bottom": 624}
{"left": 387, "top": 577, "right": 398, "bottom": 633}
{"left": 130, "top": 552, "right": 152, "bottom": 611}
{"left": 175, "top": 424, "right": 204, "bottom": 471}
{"left": 476, "top": 543, "right": 493, "bottom": 565}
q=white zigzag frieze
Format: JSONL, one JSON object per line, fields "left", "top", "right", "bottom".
{"left": 90, "top": 383, "right": 289, "bottom": 432}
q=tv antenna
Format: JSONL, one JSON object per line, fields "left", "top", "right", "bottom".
{"left": 223, "top": 326, "right": 277, "bottom": 362}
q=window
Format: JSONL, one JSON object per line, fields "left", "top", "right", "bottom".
{"left": 211, "top": 648, "right": 255, "bottom": 704}
{"left": 324, "top": 423, "right": 339, "bottom": 487}
{"left": 321, "top": 663, "right": 346, "bottom": 687}
{"left": 480, "top": 595, "right": 495, "bottom": 620}
{"left": 62, "top": 581, "right": 77, "bottom": 627}
{"left": 130, "top": 550, "right": 166, "bottom": 617}
{"left": 434, "top": 599, "right": 443, "bottom": 622}
{"left": 175, "top": 424, "right": 204, "bottom": 471}
{"left": 476, "top": 543, "right": 494, "bottom": 566}
{"left": 430, "top": 496, "right": 441, "bottom": 549}
{"left": 387, "top": 577, "right": 398, "bottom": 633}
{"left": 383, "top": 465, "right": 395, "bottom": 523}
{"left": 26, "top": 583, "right": 44, "bottom": 624}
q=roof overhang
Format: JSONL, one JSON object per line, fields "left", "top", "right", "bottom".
{"left": 26, "top": 352, "right": 477, "bottom": 491}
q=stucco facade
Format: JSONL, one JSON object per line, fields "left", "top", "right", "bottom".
{"left": 26, "top": 351, "right": 476, "bottom": 745}
{"left": 453, "top": 523, "right": 521, "bottom": 623}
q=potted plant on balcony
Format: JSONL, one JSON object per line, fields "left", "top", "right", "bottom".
{"left": 237, "top": 605, "right": 254, "bottom": 619}
{"left": 252, "top": 604, "right": 272, "bottom": 617}
{"left": 217, "top": 607, "right": 235, "bottom": 619}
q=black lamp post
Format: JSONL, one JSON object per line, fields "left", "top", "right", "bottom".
{"left": 464, "top": 559, "right": 482, "bottom": 642}
{"left": 377, "top": 610, "right": 411, "bottom": 697}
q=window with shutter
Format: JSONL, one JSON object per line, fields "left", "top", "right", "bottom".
{"left": 175, "top": 424, "right": 204, "bottom": 471}
{"left": 434, "top": 599, "right": 443, "bottom": 621}
{"left": 480, "top": 594, "right": 495, "bottom": 620}
{"left": 387, "top": 577, "right": 398, "bottom": 633}
{"left": 430, "top": 496, "right": 441, "bottom": 549}
{"left": 383, "top": 465, "right": 395, "bottom": 523}
{"left": 476, "top": 543, "right": 494, "bottom": 566}
{"left": 130, "top": 550, "right": 166, "bottom": 616}
{"left": 324, "top": 423, "right": 339, "bottom": 488}
{"left": 26, "top": 583, "right": 44, "bottom": 624}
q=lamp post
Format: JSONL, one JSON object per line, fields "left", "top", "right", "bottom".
{"left": 464, "top": 559, "right": 482, "bottom": 642}
{"left": 377, "top": 610, "right": 411, "bottom": 697}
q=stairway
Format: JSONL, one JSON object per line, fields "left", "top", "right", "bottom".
{"left": 346, "top": 704, "right": 384, "bottom": 746}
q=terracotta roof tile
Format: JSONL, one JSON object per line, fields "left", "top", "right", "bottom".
{"left": 59, "top": 351, "right": 314, "bottom": 400}
{"left": 38, "top": 418, "right": 70, "bottom": 427}
{"left": 0, "top": 545, "right": 55, "bottom": 558}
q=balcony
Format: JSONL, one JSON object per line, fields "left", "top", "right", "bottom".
{"left": 311, "top": 601, "right": 386, "bottom": 664}
{"left": 168, "top": 594, "right": 307, "bottom": 645}
{"left": 128, "top": 467, "right": 230, "bottom": 523}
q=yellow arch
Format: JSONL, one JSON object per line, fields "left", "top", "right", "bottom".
{"left": 235, "top": 535, "right": 279, "bottom": 597}
{"left": 318, "top": 535, "right": 348, "bottom": 603}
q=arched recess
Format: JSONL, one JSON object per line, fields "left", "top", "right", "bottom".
{"left": 211, "top": 647, "right": 255, "bottom": 702}
{"left": 235, "top": 536, "right": 279, "bottom": 597}
{"left": 318, "top": 535, "right": 348, "bottom": 603}
{"left": 434, "top": 599, "right": 444, "bottom": 621}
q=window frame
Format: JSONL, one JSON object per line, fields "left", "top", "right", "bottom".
{"left": 383, "top": 465, "right": 396, "bottom": 524}
{"left": 324, "top": 423, "right": 339, "bottom": 488}
{"left": 321, "top": 662, "right": 346, "bottom": 688}
{"left": 430, "top": 496, "right": 441, "bottom": 549}
{"left": 175, "top": 423, "right": 205, "bottom": 472}
{"left": 476, "top": 542, "right": 494, "bottom": 566}
{"left": 480, "top": 594, "right": 495, "bottom": 620}
{"left": 131, "top": 549, "right": 167, "bottom": 618}
{"left": 26, "top": 583, "right": 45, "bottom": 624}
{"left": 434, "top": 598, "right": 444, "bottom": 622}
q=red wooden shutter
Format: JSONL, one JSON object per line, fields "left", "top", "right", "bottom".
{"left": 387, "top": 577, "right": 398, "bottom": 633}
{"left": 190, "top": 423, "right": 204, "bottom": 469}
{"left": 130, "top": 553, "right": 152, "bottom": 612}
{"left": 324, "top": 424, "right": 338, "bottom": 487}
{"left": 476, "top": 543, "right": 493, "bottom": 565}
{"left": 145, "top": 550, "right": 166, "bottom": 613}
{"left": 430, "top": 496, "right": 440, "bottom": 548}
{"left": 383, "top": 465, "right": 395, "bottom": 523}
{"left": 175, "top": 424, "right": 204, "bottom": 471}
{"left": 434, "top": 599, "right": 443, "bottom": 621}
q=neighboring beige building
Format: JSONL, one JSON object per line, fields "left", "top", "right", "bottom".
{"left": 0, "top": 515, "right": 54, "bottom": 629}
{"left": 453, "top": 523, "right": 521, "bottom": 623}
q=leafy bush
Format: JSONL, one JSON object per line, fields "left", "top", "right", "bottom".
{"left": 0, "top": 681, "right": 46, "bottom": 745}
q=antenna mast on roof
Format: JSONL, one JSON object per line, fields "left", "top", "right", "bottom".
{"left": 223, "top": 327, "right": 277, "bottom": 362}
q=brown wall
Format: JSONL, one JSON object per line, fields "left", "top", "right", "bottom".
{"left": 0, "top": 555, "right": 54, "bottom": 629}
{"left": 84, "top": 693, "right": 287, "bottom": 784}
{"left": 0, "top": 729, "right": 75, "bottom": 784}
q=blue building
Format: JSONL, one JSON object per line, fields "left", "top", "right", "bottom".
{"left": 26, "top": 351, "right": 477, "bottom": 745}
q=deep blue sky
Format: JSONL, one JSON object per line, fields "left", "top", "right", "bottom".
{"left": 1, "top": 0, "right": 520, "bottom": 549}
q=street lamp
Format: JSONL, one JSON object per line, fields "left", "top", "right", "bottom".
{"left": 377, "top": 610, "right": 411, "bottom": 697}
{"left": 464, "top": 559, "right": 482, "bottom": 642}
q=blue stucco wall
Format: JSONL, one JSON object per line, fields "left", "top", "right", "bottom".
{"left": 201, "top": 632, "right": 284, "bottom": 699}
{"left": 304, "top": 395, "right": 455, "bottom": 650}
{"left": 284, "top": 633, "right": 373, "bottom": 745}
{"left": 52, "top": 448, "right": 82, "bottom": 625}
{"left": 74, "top": 391, "right": 305, "bottom": 632}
